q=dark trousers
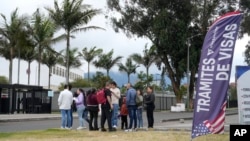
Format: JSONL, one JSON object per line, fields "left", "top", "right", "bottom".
{"left": 128, "top": 105, "right": 137, "bottom": 129}
{"left": 146, "top": 105, "right": 155, "bottom": 128}
{"left": 121, "top": 115, "right": 128, "bottom": 129}
{"left": 101, "top": 106, "right": 112, "bottom": 130}
{"left": 88, "top": 107, "right": 98, "bottom": 130}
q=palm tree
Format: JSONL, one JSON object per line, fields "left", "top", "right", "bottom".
{"left": 130, "top": 44, "right": 156, "bottom": 86}
{"left": 0, "top": 8, "right": 28, "bottom": 84}
{"left": 45, "top": 0, "right": 103, "bottom": 84}
{"left": 78, "top": 46, "right": 103, "bottom": 82}
{"left": 118, "top": 58, "right": 139, "bottom": 83}
{"left": 93, "top": 49, "right": 122, "bottom": 77}
{"left": 31, "top": 9, "right": 57, "bottom": 86}
{"left": 21, "top": 43, "right": 37, "bottom": 85}
{"left": 58, "top": 48, "right": 81, "bottom": 81}
{"left": 41, "top": 48, "right": 60, "bottom": 89}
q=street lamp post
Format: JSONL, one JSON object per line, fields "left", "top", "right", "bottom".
{"left": 186, "top": 34, "right": 201, "bottom": 111}
{"left": 187, "top": 41, "right": 190, "bottom": 111}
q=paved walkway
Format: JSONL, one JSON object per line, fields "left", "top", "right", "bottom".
{"left": 0, "top": 109, "right": 238, "bottom": 122}
{"left": 0, "top": 109, "right": 238, "bottom": 132}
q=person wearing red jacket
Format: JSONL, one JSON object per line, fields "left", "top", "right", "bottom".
{"left": 87, "top": 88, "right": 99, "bottom": 131}
{"left": 120, "top": 97, "right": 128, "bottom": 130}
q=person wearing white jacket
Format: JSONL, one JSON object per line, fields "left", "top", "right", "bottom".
{"left": 58, "top": 84, "right": 73, "bottom": 129}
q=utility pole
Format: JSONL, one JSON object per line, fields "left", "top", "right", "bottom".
{"left": 186, "top": 34, "right": 201, "bottom": 111}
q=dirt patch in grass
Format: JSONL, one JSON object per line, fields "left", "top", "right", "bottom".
{"left": 0, "top": 129, "right": 229, "bottom": 141}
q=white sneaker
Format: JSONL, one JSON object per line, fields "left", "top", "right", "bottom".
{"left": 124, "top": 129, "right": 133, "bottom": 132}
{"left": 65, "top": 127, "right": 72, "bottom": 130}
{"left": 60, "top": 126, "right": 65, "bottom": 129}
{"left": 77, "top": 126, "right": 86, "bottom": 130}
{"left": 113, "top": 125, "right": 117, "bottom": 129}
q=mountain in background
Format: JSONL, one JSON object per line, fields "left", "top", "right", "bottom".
{"left": 84, "top": 71, "right": 186, "bottom": 87}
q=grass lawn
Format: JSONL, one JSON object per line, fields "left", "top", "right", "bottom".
{"left": 0, "top": 129, "right": 229, "bottom": 141}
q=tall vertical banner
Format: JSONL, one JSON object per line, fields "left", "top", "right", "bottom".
{"left": 192, "top": 11, "right": 242, "bottom": 139}
{"left": 236, "top": 66, "right": 250, "bottom": 125}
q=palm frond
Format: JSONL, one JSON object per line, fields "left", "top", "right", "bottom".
{"left": 71, "top": 26, "right": 105, "bottom": 34}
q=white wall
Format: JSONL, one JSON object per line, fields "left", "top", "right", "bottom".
{"left": 0, "top": 57, "right": 84, "bottom": 90}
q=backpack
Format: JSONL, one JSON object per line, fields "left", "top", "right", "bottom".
{"left": 96, "top": 89, "right": 106, "bottom": 104}
{"left": 136, "top": 95, "right": 143, "bottom": 106}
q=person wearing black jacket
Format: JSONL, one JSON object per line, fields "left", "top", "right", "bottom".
{"left": 144, "top": 86, "right": 155, "bottom": 129}
{"left": 100, "top": 82, "right": 116, "bottom": 132}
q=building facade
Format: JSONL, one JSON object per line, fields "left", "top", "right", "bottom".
{"left": 0, "top": 57, "right": 84, "bottom": 91}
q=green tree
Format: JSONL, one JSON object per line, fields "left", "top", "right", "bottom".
{"left": 21, "top": 43, "right": 37, "bottom": 85}
{"left": 186, "top": 0, "right": 237, "bottom": 107}
{"left": 93, "top": 49, "right": 122, "bottom": 77}
{"left": 240, "top": 1, "right": 250, "bottom": 65}
{"left": 78, "top": 46, "right": 103, "bottom": 82}
{"left": 134, "top": 71, "right": 153, "bottom": 91}
{"left": 118, "top": 58, "right": 139, "bottom": 83}
{"left": 106, "top": 0, "right": 236, "bottom": 103}
{"left": 58, "top": 78, "right": 93, "bottom": 91}
{"left": 92, "top": 71, "right": 113, "bottom": 89}
{"left": 41, "top": 48, "right": 60, "bottom": 89}
{"left": 130, "top": 45, "right": 156, "bottom": 86}
{"left": 46, "top": 0, "right": 103, "bottom": 84}
{"left": 0, "top": 8, "right": 28, "bottom": 84}
{"left": 0, "top": 76, "right": 8, "bottom": 84}
{"left": 31, "top": 9, "right": 58, "bottom": 86}
{"left": 245, "top": 41, "right": 250, "bottom": 65}
{"left": 58, "top": 48, "right": 81, "bottom": 82}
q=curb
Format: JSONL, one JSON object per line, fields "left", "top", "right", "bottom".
{"left": 161, "top": 112, "right": 238, "bottom": 122}
{"left": 0, "top": 116, "right": 78, "bottom": 122}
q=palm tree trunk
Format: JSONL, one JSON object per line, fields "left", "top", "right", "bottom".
{"left": 66, "top": 31, "right": 70, "bottom": 84}
{"left": 107, "top": 69, "right": 109, "bottom": 77}
{"left": 38, "top": 45, "right": 41, "bottom": 86}
{"left": 146, "top": 67, "right": 149, "bottom": 86}
{"left": 88, "top": 62, "right": 90, "bottom": 82}
{"left": 17, "top": 47, "right": 20, "bottom": 84}
{"left": 9, "top": 47, "right": 13, "bottom": 114}
{"left": 127, "top": 73, "right": 130, "bottom": 83}
{"left": 28, "top": 61, "right": 31, "bottom": 85}
{"left": 48, "top": 67, "right": 51, "bottom": 89}
{"left": 9, "top": 48, "right": 13, "bottom": 84}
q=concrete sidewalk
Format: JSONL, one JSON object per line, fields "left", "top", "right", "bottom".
{"left": 0, "top": 109, "right": 238, "bottom": 122}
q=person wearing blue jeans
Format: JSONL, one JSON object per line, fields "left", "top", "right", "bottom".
{"left": 58, "top": 84, "right": 73, "bottom": 129}
{"left": 137, "top": 108, "right": 143, "bottom": 128}
{"left": 125, "top": 83, "right": 137, "bottom": 131}
{"left": 127, "top": 105, "right": 137, "bottom": 130}
{"left": 110, "top": 81, "right": 121, "bottom": 128}
{"left": 112, "top": 104, "right": 119, "bottom": 127}
{"left": 74, "top": 88, "right": 86, "bottom": 130}
{"left": 136, "top": 89, "right": 144, "bottom": 128}
{"left": 61, "top": 109, "right": 72, "bottom": 128}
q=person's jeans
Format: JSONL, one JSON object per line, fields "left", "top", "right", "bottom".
{"left": 61, "top": 109, "right": 71, "bottom": 128}
{"left": 128, "top": 105, "right": 137, "bottom": 129}
{"left": 77, "top": 106, "right": 85, "bottom": 127}
{"left": 111, "top": 104, "right": 119, "bottom": 127}
{"left": 83, "top": 109, "right": 89, "bottom": 123}
{"left": 137, "top": 108, "right": 143, "bottom": 128}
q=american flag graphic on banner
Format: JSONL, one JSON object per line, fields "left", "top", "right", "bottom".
{"left": 192, "top": 102, "right": 226, "bottom": 138}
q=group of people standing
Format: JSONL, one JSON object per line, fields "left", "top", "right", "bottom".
{"left": 124, "top": 83, "right": 155, "bottom": 131}
{"left": 57, "top": 81, "right": 155, "bottom": 132}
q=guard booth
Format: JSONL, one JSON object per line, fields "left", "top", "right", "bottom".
{"left": 0, "top": 84, "right": 52, "bottom": 114}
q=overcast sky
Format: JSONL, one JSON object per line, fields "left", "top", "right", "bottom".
{"left": 0, "top": 0, "right": 248, "bottom": 82}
